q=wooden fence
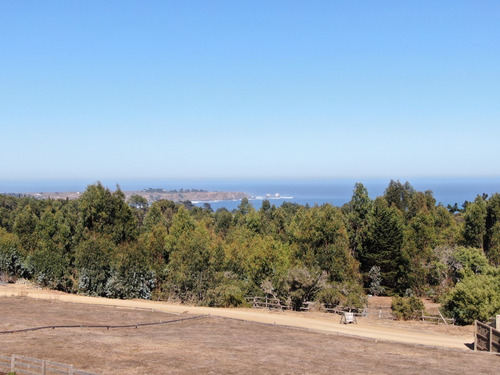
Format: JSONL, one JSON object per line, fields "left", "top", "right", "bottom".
{"left": 245, "top": 297, "right": 290, "bottom": 311}
{"left": 475, "top": 319, "right": 500, "bottom": 353}
{"left": 245, "top": 297, "right": 395, "bottom": 319}
{"left": 420, "top": 310, "right": 455, "bottom": 325}
{"left": 0, "top": 354, "right": 98, "bottom": 375}
{"left": 245, "top": 298, "right": 459, "bottom": 325}
{"left": 360, "top": 306, "right": 393, "bottom": 319}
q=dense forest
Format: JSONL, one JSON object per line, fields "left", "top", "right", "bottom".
{"left": 1, "top": 180, "right": 499, "bottom": 325}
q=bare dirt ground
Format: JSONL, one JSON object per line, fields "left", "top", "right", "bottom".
{"left": 1, "top": 284, "right": 499, "bottom": 374}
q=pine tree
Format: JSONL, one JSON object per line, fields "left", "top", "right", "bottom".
{"left": 360, "top": 197, "right": 405, "bottom": 293}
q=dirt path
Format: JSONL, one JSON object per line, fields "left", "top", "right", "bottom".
{"left": 0, "top": 283, "right": 472, "bottom": 350}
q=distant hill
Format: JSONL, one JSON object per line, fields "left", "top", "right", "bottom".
{"left": 21, "top": 190, "right": 249, "bottom": 203}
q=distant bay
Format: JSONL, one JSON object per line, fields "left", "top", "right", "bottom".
{"left": 1, "top": 177, "right": 500, "bottom": 211}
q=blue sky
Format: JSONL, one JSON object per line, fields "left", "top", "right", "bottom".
{"left": 1, "top": 1, "right": 499, "bottom": 182}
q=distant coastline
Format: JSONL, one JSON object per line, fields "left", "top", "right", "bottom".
{"left": 1, "top": 177, "right": 500, "bottom": 211}
{"left": 13, "top": 190, "right": 250, "bottom": 204}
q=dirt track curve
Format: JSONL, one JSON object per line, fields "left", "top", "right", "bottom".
{"left": 0, "top": 283, "right": 472, "bottom": 350}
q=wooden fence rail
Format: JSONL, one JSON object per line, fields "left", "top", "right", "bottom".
{"left": 475, "top": 320, "right": 500, "bottom": 353}
{"left": 0, "top": 354, "right": 98, "bottom": 375}
{"left": 420, "top": 310, "right": 455, "bottom": 325}
{"left": 245, "top": 298, "right": 395, "bottom": 319}
{"left": 245, "top": 296, "right": 290, "bottom": 310}
{"left": 362, "top": 310, "right": 394, "bottom": 319}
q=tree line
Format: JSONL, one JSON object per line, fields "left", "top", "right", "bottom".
{"left": 1, "top": 180, "right": 499, "bottom": 324}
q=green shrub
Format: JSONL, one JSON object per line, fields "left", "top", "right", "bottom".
{"left": 443, "top": 274, "right": 500, "bottom": 325}
{"left": 391, "top": 296, "right": 425, "bottom": 320}
{"left": 206, "top": 283, "right": 245, "bottom": 307}
{"left": 449, "top": 247, "right": 492, "bottom": 282}
{"left": 316, "top": 287, "right": 342, "bottom": 307}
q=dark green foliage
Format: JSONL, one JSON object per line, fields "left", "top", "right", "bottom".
{"left": 344, "top": 182, "right": 372, "bottom": 257}
{"left": 360, "top": 197, "right": 405, "bottom": 293}
{"left": 1, "top": 180, "right": 500, "bottom": 323}
{"left": 402, "top": 210, "right": 437, "bottom": 294}
{"left": 391, "top": 296, "right": 425, "bottom": 320}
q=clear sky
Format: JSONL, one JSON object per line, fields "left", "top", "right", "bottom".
{"left": 1, "top": 1, "right": 499, "bottom": 181}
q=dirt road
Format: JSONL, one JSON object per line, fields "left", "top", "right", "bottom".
{"left": 0, "top": 283, "right": 472, "bottom": 350}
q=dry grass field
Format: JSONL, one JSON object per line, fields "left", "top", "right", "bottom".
{"left": 1, "top": 296, "right": 499, "bottom": 375}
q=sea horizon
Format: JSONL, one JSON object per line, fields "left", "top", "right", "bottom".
{"left": 2, "top": 177, "right": 500, "bottom": 211}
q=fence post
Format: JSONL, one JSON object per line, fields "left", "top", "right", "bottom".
{"left": 474, "top": 320, "right": 477, "bottom": 350}
{"left": 42, "top": 359, "right": 46, "bottom": 375}
{"left": 10, "top": 354, "right": 15, "bottom": 372}
{"left": 69, "top": 364, "right": 74, "bottom": 375}
{"left": 496, "top": 315, "right": 500, "bottom": 330}
{"left": 490, "top": 326, "right": 493, "bottom": 352}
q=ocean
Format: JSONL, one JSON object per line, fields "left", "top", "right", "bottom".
{"left": 2, "top": 177, "right": 500, "bottom": 211}
{"left": 190, "top": 178, "right": 500, "bottom": 211}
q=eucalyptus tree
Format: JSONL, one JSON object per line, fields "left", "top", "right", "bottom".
{"left": 165, "top": 207, "right": 218, "bottom": 303}
{"left": 462, "top": 195, "right": 487, "bottom": 249}
{"left": 383, "top": 180, "right": 415, "bottom": 213}
{"left": 77, "top": 183, "right": 137, "bottom": 244}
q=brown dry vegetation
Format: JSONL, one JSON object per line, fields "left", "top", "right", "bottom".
{"left": 1, "top": 297, "right": 499, "bottom": 375}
